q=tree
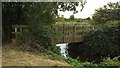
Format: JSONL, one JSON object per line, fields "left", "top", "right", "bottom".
{"left": 86, "top": 17, "right": 91, "bottom": 20}
{"left": 69, "top": 15, "right": 75, "bottom": 20}
{"left": 92, "top": 2, "right": 120, "bottom": 23}
{"left": 2, "top": 2, "right": 87, "bottom": 43}
{"left": 2, "top": 2, "right": 27, "bottom": 43}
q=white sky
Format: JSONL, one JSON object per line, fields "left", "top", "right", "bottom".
{"left": 58, "top": 0, "right": 120, "bottom": 19}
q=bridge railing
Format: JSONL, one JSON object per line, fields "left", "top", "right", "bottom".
{"left": 52, "top": 24, "right": 94, "bottom": 43}
{"left": 12, "top": 24, "right": 94, "bottom": 43}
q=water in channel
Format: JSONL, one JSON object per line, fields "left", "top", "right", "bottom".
{"left": 56, "top": 43, "right": 69, "bottom": 58}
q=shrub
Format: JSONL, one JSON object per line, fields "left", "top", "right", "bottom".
{"left": 64, "top": 57, "right": 98, "bottom": 67}
{"left": 99, "top": 57, "right": 120, "bottom": 67}
{"left": 80, "top": 23, "right": 120, "bottom": 57}
{"left": 31, "top": 27, "right": 61, "bottom": 55}
{"left": 17, "top": 27, "right": 61, "bottom": 55}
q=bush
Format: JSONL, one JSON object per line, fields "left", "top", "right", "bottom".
{"left": 80, "top": 23, "right": 120, "bottom": 57}
{"left": 99, "top": 57, "right": 120, "bottom": 67}
{"left": 31, "top": 27, "right": 61, "bottom": 55}
{"left": 64, "top": 57, "right": 98, "bottom": 67}
{"left": 17, "top": 27, "right": 61, "bottom": 55}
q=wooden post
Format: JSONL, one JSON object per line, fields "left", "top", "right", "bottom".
{"left": 73, "top": 25, "right": 75, "bottom": 42}
{"left": 14, "top": 26, "right": 18, "bottom": 39}
{"left": 63, "top": 24, "right": 65, "bottom": 43}
{"left": 73, "top": 24, "right": 76, "bottom": 42}
{"left": 15, "top": 27, "right": 17, "bottom": 32}
{"left": 20, "top": 27, "right": 22, "bottom": 33}
{"left": 82, "top": 25, "right": 85, "bottom": 35}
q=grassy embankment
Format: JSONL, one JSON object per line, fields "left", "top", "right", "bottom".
{"left": 2, "top": 42, "right": 70, "bottom": 66}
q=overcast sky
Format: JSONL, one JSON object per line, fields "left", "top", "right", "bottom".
{"left": 58, "top": 0, "right": 120, "bottom": 19}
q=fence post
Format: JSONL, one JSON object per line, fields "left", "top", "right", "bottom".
{"left": 73, "top": 24, "right": 76, "bottom": 42}
{"left": 14, "top": 25, "right": 18, "bottom": 39}
{"left": 82, "top": 25, "right": 85, "bottom": 35}
{"left": 20, "top": 26, "right": 23, "bottom": 37}
{"left": 20, "top": 27, "right": 22, "bottom": 33}
{"left": 63, "top": 24, "right": 65, "bottom": 43}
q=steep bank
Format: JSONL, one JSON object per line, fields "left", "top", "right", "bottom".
{"left": 2, "top": 43, "right": 70, "bottom": 66}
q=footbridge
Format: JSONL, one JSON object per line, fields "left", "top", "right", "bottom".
{"left": 12, "top": 24, "right": 94, "bottom": 43}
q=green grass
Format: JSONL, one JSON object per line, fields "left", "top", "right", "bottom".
{"left": 2, "top": 43, "right": 70, "bottom": 66}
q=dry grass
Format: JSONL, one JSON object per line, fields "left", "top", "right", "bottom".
{"left": 2, "top": 43, "right": 70, "bottom": 66}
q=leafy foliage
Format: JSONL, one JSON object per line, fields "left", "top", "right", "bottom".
{"left": 99, "top": 56, "right": 120, "bottom": 67}
{"left": 2, "top": 2, "right": 86, "bottom": 43}
{"left": 17, "top": 27, "right": 61, "bottom": 54}
{"left": 92, "top": 2, "right": 120, "bottom": 23}
{"left": 2, "top": 3, "right": 27, "bottom": 44}
{"left": 64, "top": 57, "right": 98, "bottom": 67}
{"left": 81, "top": 22, "right": 120, "bottom": 57}
{"left": 64, "top": 55, "right": 120, "bottom": 67}
{"left": 69, "top": 15, "right": 75, "bottom": 20}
